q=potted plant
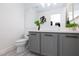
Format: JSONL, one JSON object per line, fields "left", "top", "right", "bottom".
{"left": 66, "top": 22, "right": 79, "bottom": 30}
{"left": 34, "top": 16, "right": 46, "bottom": 30}
{"left": 34, "top": 20, "right": 41, "bottom": 30}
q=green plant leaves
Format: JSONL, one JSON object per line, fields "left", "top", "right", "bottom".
{"left": 66, "top": 22, "right": 79, "bottom": 28}
{"left": 34, "top": 20, "right": 40, "bottom": 26}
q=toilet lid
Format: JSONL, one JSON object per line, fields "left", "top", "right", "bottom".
{"left": 16, "top": 39, "right": 28, "bottom": 43}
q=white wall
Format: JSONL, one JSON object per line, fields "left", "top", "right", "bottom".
{"left": 25, "top": 8, "right": 37, "bottom": 29}
{"left": 0, "top": 3, "right": 24, "bottom": 54}
{"left": 24, "top": 5, "right": 37, "bottom": 35}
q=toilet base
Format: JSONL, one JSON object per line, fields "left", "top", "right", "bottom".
{"left": 16, "top": 45, "right": 26, "bottom": 53}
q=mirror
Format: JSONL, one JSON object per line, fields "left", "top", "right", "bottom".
{"left": 65, "top": 3, "right": 79, "bottom": 29}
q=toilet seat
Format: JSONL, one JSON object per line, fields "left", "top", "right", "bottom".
{"left": 16, "top": 39, "right": 28, "bottom": 43}
{"left": 16, "top": 39, "right": 28, "bottom": 46}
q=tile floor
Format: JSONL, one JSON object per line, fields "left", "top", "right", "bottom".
{"left": 1, "top": 48, "right": 40, "bottom": 56}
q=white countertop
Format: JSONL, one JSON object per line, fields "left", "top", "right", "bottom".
{"left": 26, "top": 27, "right": 79, "bottom": 33}
{"left": 29, "top": 29, "right": 79, "bottom": 33}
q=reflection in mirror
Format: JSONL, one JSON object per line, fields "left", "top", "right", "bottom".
{"left": 66, "top": 3, "right": 74, "bottom": 21}
{"left": 55, "top": 22, "right": 61, "bottom": 27}
{"left": 66, "top": 3, "right": 79, "bottom": 22}
{"left": 50, "top": 14, "right": 61, "bottom": 27}
{"left": 65, "top": 3, "right": 79, "bottom": 29}
{"left": 50, "top": 21, "right": 53, "bottom": 26}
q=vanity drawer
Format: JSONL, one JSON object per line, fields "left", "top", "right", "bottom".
{"left": 41, "top": 33, "right": 58, "bottom": 56}
{"left": 59, "top": 34, "right": 79, "bottom": 56}
{"left": 60, "top": 34, "right": 79, "bottom": 39}
{"left": 28, "top": 32, "right": 40, "bottom": 54}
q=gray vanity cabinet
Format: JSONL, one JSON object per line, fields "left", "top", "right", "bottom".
{"left": 41, "top": 33, "right": 57, "bottom": 56}
{"left": 59, "top": 34, "right": 79, "bottom": 56}
{"left": 28, "top": 31, "right": 79, "bottom": 56}
{"left": 28, "top": 32, "right": 40, "bottom": 54}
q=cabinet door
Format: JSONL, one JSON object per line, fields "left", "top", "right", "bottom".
{"left": 28, "top": 32, "right": 40, "bottom": 53}
{"left": 41, "top": 33, "right": 57, "bottom": 56}
{"left": 59, "top": 34, "right": 79, "bottom": 56}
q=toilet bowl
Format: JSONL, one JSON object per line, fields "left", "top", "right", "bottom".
{"left": 16, "top": 38, "right": 28, "bottom": 53}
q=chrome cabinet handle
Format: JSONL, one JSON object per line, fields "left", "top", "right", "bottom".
{"left": 30, "top": 34, "right": 36, "bottom": 35}
{"left": 27, "top": 35, "right": 30, "bottom": 36}
{"left": 65, "top": 35, "right": 79, "bottom": 38}
{"left": 45, "top": 34, "right": 53, "bottom": 36}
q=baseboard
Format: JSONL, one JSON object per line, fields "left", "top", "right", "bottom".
{"left": 0, "top": 45, "right": 16, "bottom": 56}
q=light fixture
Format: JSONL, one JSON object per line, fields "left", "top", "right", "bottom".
{"left": 53, "top": 3, "right": 57, "bottom": 5}
{"left": 47, "top": 3, "right": 51, "bottom": 7}
{"left": 40, "top": 3, "right": 45, "bottom": 7}
{"left": 40, "top": 3, "right": 56, "bottom": 8}
{"left": 40, "top": 3, "right": 51, "bottom": 8}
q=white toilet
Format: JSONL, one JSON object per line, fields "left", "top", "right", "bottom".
{"left": 16, "top": 35, "right": 28, "bottom": 53}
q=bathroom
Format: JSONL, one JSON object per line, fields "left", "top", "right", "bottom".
{"left": 0, "top": 0, "right": 79, "bottom": 57}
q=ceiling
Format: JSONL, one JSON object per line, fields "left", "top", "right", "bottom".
{"left": 24, "top": 3, "right": 79, "bottom": 12}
